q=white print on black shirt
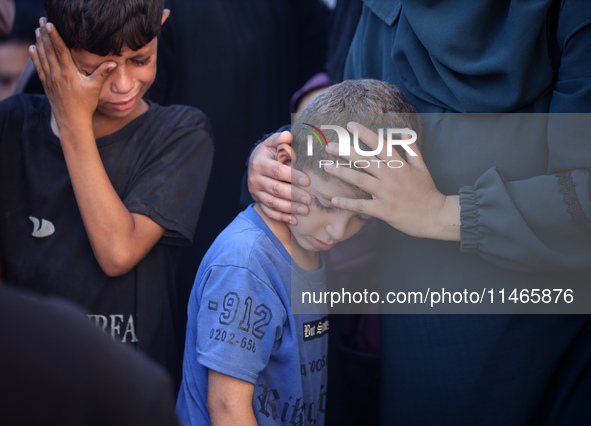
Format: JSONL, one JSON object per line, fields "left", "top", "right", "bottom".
{"left": 28, "top": 216, "right": 55, "bottom": 238}
{"left": 257, "top": 383, "right": 327, "bottom": 426}
{"left": 87, "top": 314, "right": 138, "bottom": 343}
{"left": 303, "top": 317, "right": 329, "bottom": 342}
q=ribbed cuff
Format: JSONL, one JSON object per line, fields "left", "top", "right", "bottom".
{"left": 459, "top": 186, "right": 480, "bottom": 253}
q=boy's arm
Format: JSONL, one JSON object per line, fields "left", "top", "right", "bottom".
{"left": 30, "top": 20, "right": 165, "bottom": 277}
{"left": 207, "top": 370, "right": 257, "bottom": 426}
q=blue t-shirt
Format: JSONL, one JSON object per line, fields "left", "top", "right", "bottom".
{"left": 177, "top": 205, "right": 328, "bottom": 426}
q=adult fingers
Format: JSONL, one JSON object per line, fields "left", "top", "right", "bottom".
{"left": 252, "top": 175, "right": 309, "bottom": 210}
{"left": 330, "top": 196, "right": 378, "bottom": 218}
{"left": 348, "top": 121, "right": 420, "bottom": 165}
{"left": 259, "top": 204, "right": 295, "bottom": 225}
{"left": 323, "top": 162, "right": 382, "bottom": 197}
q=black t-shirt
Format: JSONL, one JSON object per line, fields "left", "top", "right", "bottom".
{"left": 0, "top": 94, "right": 213, "bottom": 380}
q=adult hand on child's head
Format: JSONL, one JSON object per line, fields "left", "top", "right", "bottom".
{"left": 248, "top": 131, "right": 311, "bottom": 225}
{"left": 324, "top": 122, "right": 461, "bottom": 241}
{"left": 29, "top": 18, "right": 115, "bottom": 132}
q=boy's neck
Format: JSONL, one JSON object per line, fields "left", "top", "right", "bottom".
{"left": 253, "top": 204, "right": 320, "bottom": 271}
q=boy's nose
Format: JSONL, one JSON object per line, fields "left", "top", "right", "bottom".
{"left": 326, "top": 219, "right": 348, "bottom": 242}
{"left": 109, "top": 66, "right": 134, "bottom": 94}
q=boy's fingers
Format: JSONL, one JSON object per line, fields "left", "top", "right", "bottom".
{"left": 92, "top": 61, "right": 117, "bottom": 83}
{"left": 28, "top": 45, "right": 46, "bottom": 82}
{"left": 34, "top": 27, "right": 50, "bottom": 75}
{"left": 38, "top": 21, "right": 61, "bottom": 70}
{"left": 45, "top": 22, "right": 69, "bottom": 61}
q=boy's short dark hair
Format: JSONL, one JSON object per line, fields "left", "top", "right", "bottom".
{"left": 42, "top": 0, "right": 164, "bottom": 56}
{"left": 292, "top": 79, "right": 422, "bottom": 196}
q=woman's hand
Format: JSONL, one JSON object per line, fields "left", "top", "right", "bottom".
{"left": 325, "top": 122, "right": 461, "bottom": 241}
{"left": 247, "top": 130, "right": 312, "bottom": 224}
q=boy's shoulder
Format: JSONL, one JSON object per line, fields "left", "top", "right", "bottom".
{"left": 141, "top": 101, "right": 212, "bottom": 135}
{"left": 198, "top": 206, "right": 291, "bottom": 279}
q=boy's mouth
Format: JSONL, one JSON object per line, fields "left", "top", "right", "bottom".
{"left": 108, "top": 95, "right": 138, "bottom": 111}
{"left": 309, "top": 237, "right": 335, "bottom": 251}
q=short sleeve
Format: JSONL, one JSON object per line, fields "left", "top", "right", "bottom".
{"left": 120, "top": 106, "right": 214, "bottom": 245}
{"left": 195, "top": 265, "right": 288, "bottom": 384}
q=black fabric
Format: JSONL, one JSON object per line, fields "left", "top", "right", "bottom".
{"left": 0, "top": 94, "right": 213, "bottom": 385}
{"left": 147, "top": 0, "right": 329, "bottom": 322}
{"left": 325, "top": 0, "right": 364, "bottom": 83}
{"left": 0, "top": 285, "right": 180, "bottom": 426}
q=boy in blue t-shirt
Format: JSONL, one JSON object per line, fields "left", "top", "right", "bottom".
{"left": 176, "top": 79, "right": 421, "bottom": 425}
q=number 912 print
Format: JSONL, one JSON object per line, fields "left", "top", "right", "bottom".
{"left": 207, "top": 291, "right": 273, "bottom": 350}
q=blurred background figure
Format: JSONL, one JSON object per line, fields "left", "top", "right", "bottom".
{"left": 0, "top": 0, "right": 42, "bottom": 101}
{"left": 0, "top": 0, "right": 15, "bottom": 36}
{"left": 0, "top": 284, "right": 180, "bottom": 426}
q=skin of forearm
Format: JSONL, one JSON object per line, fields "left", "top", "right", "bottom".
{"left": 209, "top": 403, "right": 258, "bottom": 426}
{"left": 58, "top": 126, "right": 164, "bottom": 276}
{"left": 431, "top": 194, "right": 461, "bottom": 241}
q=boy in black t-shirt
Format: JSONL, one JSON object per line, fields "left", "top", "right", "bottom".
{"left": 0, "top": 0, "right": 213, "bottom": 384}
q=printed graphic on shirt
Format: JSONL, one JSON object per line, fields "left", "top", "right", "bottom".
{"left": 87, "top": 313, "right": 138, "bottom": 343}
{"left": 255, "top": 382, "right": 327, "bottom": 426}
{"left": 29, "top": 216, "right": 55, "bottom": 238}
{"left": 300, "top": 354, "right": 327, "bottom": 377}
{"left": 206, "top": 291, "right": 273, "bottom": 354}
{"left": 303, "top": 316, "right": 329, "bottom": 342}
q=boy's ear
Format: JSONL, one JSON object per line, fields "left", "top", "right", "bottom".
{"left": 162, "top": 9, "right": 170, "bottom": 25}
{"left": 277, "top": 143, "right": 296, "bottom": 167}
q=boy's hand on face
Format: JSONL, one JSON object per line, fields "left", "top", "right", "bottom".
{"left": 248, "top": 131, "right": 312, "bottom": 225}
{"left": 324, "top": 122, "right": 461, "bottom": 241}
{"left": 29, "top": 17, "right": 115, "bottom": 134}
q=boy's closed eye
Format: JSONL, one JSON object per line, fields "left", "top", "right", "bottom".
{"left": 77, "top": 54, "right": 152, "bottom": 76}
{"left": 313, "top": 195, "right": 334, "bottom": 212}
{"left": 131, "top": 56, "right": 151, "bottom": 66}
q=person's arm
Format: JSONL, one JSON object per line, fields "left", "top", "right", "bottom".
{"left": 29, "top": 19, "right": 165, "bottom": 277}
{"left": 325, "top": 2, "right": 591, "bottom": 272}
{"left": 207, "top": 370, "right": 257, "bottom": 426}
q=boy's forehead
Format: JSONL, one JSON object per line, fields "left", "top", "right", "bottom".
{"left": 70, "top": 38, "right": 157, "bottom": 68}
{"left": 306, "top": 171, "right": 360, "bottom": 200}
